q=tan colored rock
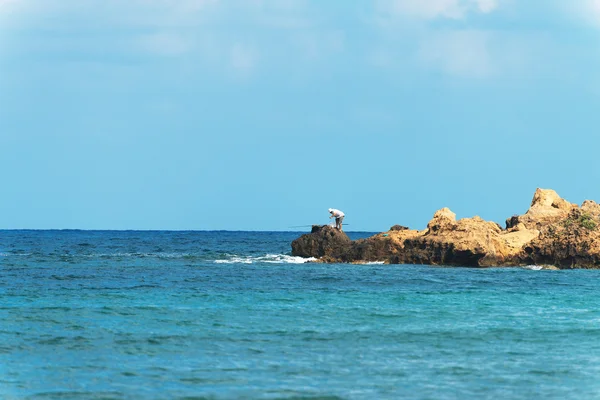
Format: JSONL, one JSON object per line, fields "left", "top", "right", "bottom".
{"left": 427, "top": 207, "right": 456, "bottom": 233}
{"left": 521, "top": 207, "right": 600, "bottom": 268}
{"left": 352, "top": 228, "right": 422, "bottom": 262}
{"left": 514, "top": 188, "right": 576, "bottom": 229}
{"left": 530, "top": 188, "right": 571, "bottom": 209}
{"left": 581, "top": 200, "right": 600, "bottom": 215}
{"left": 291, "top": 188, "right": 600, "bottom": 269}
{"left": 501, "top": 227, "right": 539, "bottom": 252}
{"left": 514, "top": 223, "right": 527, "bottom": 231}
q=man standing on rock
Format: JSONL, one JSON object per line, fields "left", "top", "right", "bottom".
{"left": 328, "top": 208, "right": 345, "bottom": 231}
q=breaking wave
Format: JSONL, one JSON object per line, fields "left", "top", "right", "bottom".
{"left": 522, "top": 265, "right": 544, "bottom": 271}
{"left": 214, "top": 254, "right": 316, "bottom": 264}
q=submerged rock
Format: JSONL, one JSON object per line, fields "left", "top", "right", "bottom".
{"left": 291, "top": 188, "right": 600, "bottom": 269}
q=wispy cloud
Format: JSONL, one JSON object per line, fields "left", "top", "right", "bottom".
{"left": 418, "top": 30, "right": 493, "bottom": 78}
{"left": 0, "top": 0, "right": 21, "bottom": 13}
{"left": 137, "top": 32, "right": 192, "bottom": 57}
{"left": 113, "top": 0, "right": 219, "bottom": 14}
{"left": 125, "top": 0, "right": 343, "bottom": 77}
{"left": 8, "top": 0, "right": 569, "bottom": 83}
{"left": 581, "top": 0, "right": 600, "bottom": 26}
{"left": 551, "top": 0, "right": 600, "bottom": 29}
{"left": 475, "top": 0, "right": 498, "bottom": 13}
{"left": 377, "top": 0, "right": 499, "bottom": 20}
{"left": 137, "top": 0, "right": 219, "bottom": 12}
{"left": 371, "top": 0, "right": 509, "bottom": 79}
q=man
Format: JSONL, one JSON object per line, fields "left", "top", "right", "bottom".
{"left": 328, "top": 208, "right": 345, "bottom": 231}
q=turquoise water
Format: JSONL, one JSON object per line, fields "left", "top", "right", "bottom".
{"left": 2, "top": 230, "right": 600, "bottom": 399}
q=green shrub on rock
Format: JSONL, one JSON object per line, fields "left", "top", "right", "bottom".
{"left": 563, "top": 212, "right": 598, "bottom": 230}
{"left": 579, "top": 213, "right": 597, "bottom": 230}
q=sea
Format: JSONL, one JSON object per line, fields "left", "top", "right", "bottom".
{"left": 2, "top": 230, "right": 600, "bottom": 399}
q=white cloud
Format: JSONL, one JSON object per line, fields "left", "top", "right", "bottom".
{"left": 383, "top": 0, "right": 464, "bottom": 19}
{"left": 586, "top": 0, "right": 600, "bottom": 14}
{"left": 418, "top": 30, "right": 493, "bottom": 77}
{"left": 378, "top": 0, "right": 498, "bottom": 19}
{"left": 475, "top": 0, "right": 498, "bottom": 13}
{"left": 583, "top": 0, "right": 600, "bottom": 25}
{"left": 555, "top": 0, "right": 600, "bottom": 29}
{"left": 370, "top": 27, "right": 553, "bottom": 80}
{"left": 237, "top": 0, "right": 313, "bottom": 30}
{"left": 128, "top": 0, "right": 342, "bottom": 77}
{"left": 121, "top": 0, "right": 221, "bottom": 28}
{"left": 133, "top": 0, "right": 218, "bottom": 13}
{"left": 372, "top": 0, "right": 507, "bottom": 78}
{"left": 0, "top": 0, "right": 21, "bottom": 13}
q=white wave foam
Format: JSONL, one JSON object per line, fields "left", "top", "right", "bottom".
{"left": 215, "top": 254, "right": 316, "bottom": 264}
{"left": 523, "top": 265, "right": 544, "bottom": 271}
{"left": 214, "top": 256, "right": 253, "bottom": 264}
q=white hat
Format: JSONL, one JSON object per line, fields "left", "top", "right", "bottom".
{"left": 328, "top": 208, "right": 333, "bottom": 212}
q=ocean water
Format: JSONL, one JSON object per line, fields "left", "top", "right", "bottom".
{"left": 2, "top": 230, "right": 600, "bottom": 399}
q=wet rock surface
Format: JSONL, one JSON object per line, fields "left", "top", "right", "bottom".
{"left": 291, "top": 188, "right": 600, "bottom": 269}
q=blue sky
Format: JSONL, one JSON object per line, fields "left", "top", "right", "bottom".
{"left": 1, "top": 0, "right": 600, "bottom": 231}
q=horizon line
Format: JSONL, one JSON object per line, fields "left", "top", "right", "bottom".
{"left": 0, "top": 228, "right": 377, "bottom": 233}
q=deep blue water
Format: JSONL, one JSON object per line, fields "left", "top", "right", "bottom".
{"left": 2, "top": 230, "right": 600, "bottom": 399}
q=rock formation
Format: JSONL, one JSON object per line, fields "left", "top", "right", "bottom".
{"left": 291, "top": 188, "right": 600, "bottom": 269}
{"left": 291, "top": 225, "right": 353, "bottom": 262}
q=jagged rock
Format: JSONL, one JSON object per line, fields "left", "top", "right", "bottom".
{"left": 352, "top": 233, "right": 410, "bottom": 263}
{"left": 291, "top": 188, "right": 600, "bottom": 269}
{"left": 508, "top": 188, "right": 576, "bottom": 230}
{"left": 291, "top": 225, "right": 352, "bottom": 260}
{"left": 506, "top": 215, "right": 520, "bottom": 230}
{"left": 520, "top": 207, "right": 600, "bottom": 268}
{"left": 397, "top": 213, "right": 516, "bottom": 267}
{"left": 390, "top": 225, "right": 409, "bottom": 231}
{"left": 427, "top": 207, "right": 456, "bottom": 233}
{"left": 581, "top": 200, "right": 600, "bottom": 215}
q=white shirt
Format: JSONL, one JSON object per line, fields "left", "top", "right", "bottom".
{"left": 329, "top": 209, "right": 344, "bottom": 218}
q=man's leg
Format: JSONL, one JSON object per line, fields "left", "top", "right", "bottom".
{"left": 339, "top": 216, "right": 344, "bottom": 231}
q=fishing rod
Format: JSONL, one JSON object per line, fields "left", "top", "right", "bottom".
{"left": 288, "top": 224, "right": 350, "bottom": 228}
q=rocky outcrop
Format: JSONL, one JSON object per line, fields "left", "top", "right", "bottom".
{"left": 506, "top": 188, "right": 576, "bottom": 230}
{"left": 291, "top": 225, "right": 352, "bottom": 260}
{"left": 291, "top": 188, "right": 600, "bottom": 269}
{"left": 520, "top": 205, "right": 600, "bottom": 269}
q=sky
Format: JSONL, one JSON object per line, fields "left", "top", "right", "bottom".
{"left": 1, "top": 0, "right": 600, "bottom": 231}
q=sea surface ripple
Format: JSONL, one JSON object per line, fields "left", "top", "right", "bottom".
{"left": 2, "top": 230, "right": 600, "bottom": 399}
